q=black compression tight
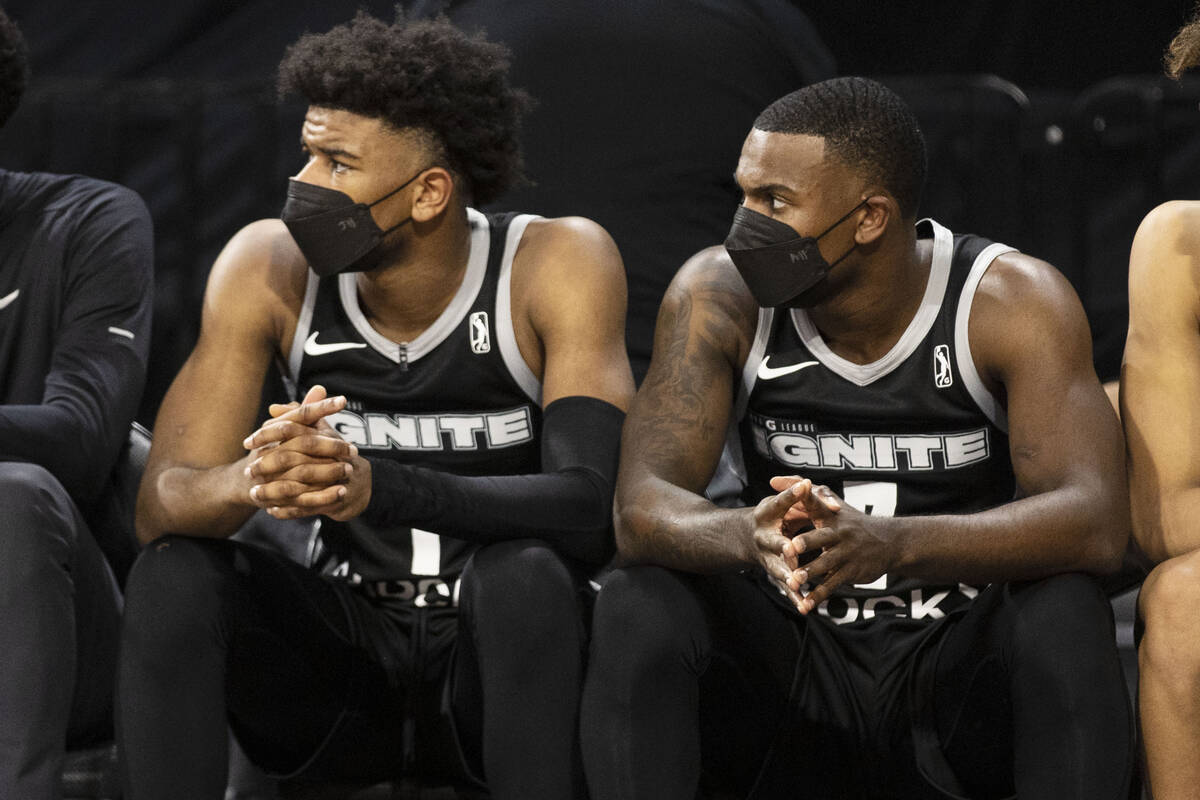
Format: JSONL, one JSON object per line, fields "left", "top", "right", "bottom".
{"left": 581, "top": 567, "right": 1133, "bottom": 800}
{"left": 454, "top": 538, "right": 590, "bottom": 799}
{"left": 930, "top": 574, "right": 1134, "bottom": 799}
{"left": 117, "top": 535, "right": 588, "bottom": 799}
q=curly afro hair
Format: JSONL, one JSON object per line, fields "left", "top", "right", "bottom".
{"left": 0, "top": 8, "right": 28, "bottom": 129}
{"left": 278, "top": 11, "right": 530, "bottom": 207}
{"left": 755, "top": 77, "right": 926, "bottom": 220}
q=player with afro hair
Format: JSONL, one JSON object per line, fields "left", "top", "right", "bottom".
{"left": 119, "top": 9, "right": 631, "bottom": 800}
{"left": 278, "top": 11, "right": 530, "bottom": 207}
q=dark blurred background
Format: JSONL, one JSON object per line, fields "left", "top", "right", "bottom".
{"left": 1, "top": 0, "right": 1196, "bottom": 425}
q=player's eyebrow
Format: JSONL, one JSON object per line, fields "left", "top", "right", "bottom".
{"left": 300, "top": 138, "right": 362, "bottom": 161}
{"left": 735, "top": 175, "right": 795, "bottom": 197}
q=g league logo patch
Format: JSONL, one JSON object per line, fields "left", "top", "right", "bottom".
{"left": 470, "top": 311, "right": 491, "bottom": 354}
{"left": 933, "top": 344, "right": 953, "bottom": 389}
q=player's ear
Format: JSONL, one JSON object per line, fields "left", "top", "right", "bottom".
{"left": 411, "top": 167, "right": 454, "bottom": 223}
{"left": 855, "top": 195, "right": 893, "bottom": 246}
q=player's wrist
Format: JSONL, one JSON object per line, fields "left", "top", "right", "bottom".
{"left": 878, "top": 514, "right": 912, "bottom": 572}
{"left": 343, "top": 454, "right": 372, "bottom": 518}
{"left": 231, "top": 454, "right": 262, "bottom": 509}
{"left": 741, "top": 506, "right": 767, "bottom": 567}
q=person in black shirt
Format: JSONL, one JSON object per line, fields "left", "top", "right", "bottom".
{"left": 0, "top": 9, "right": 154, "bottom": 798}
{"left": 119, "top": 12, "right": 632, "bottom": 799}
{"left": 582, "top": 77, "right": 1133, "bottom": 798}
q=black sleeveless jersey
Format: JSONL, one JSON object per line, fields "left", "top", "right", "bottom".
{"left": 283, "top": 209, "right": 544, "bottom": 607}
{"left": 717, "top": 219, "right": 1017, "bottom": 628}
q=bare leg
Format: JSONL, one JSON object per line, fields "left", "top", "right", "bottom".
{"left": 1138, "top": 550, "right": 1200, "bottom": 800}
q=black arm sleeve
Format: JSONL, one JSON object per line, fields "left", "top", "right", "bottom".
{"left": 0, "top": 185, "right": 154, "bottom": 507}
{"left": 360, "top": 395, "right": 624, "bottom": 566}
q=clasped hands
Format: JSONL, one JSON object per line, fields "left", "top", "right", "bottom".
{"left": 241, "top": 385, "right": 369, "bottom": 521}
{"left": 752, "top": 476, "right": 897, "bottom": 615}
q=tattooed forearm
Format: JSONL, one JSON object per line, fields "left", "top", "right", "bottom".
{"left": 613, "top": 247, "right": 760, "bottom": 571}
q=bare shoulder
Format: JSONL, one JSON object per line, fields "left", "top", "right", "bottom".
{"left": 1129, "top": 201, "right": 1200, "bottom": 310}
{"left": 969, "top": 250, "right": 1091, "bottom": 384}
{"left": 511, "top": 215, "right": 627, "bottom": 346}
{"left": 208, "top": 219, "right": 308, "bottom": 301}
{"left": 514, "top": 215, "right": 624, "bottom": 284}
{"left": 663, "top": 245, "right": 759, "bottom": 366}
{"left": 976, "top": 250, "right": 1077, "bottom": 312}
{"left": 973, "top": 250, "right": 1084, "bottom": 332}
{"left": 1132, "top": 199, "right": 1200, "bottom": 255}
{"left": 672, "top": 244, "right": 755, "bottom": 305}
{"left": 202, "top": 219, "right": 310, "bottom": 347}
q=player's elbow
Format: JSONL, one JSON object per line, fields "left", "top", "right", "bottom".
{"left": 134, "top": 468, "right": 178, "bottom": 545}
{"left": 1078, "top": 492, "right": 1131, "bottom": 576}
{"left": 1082, "top": 527, "right": 1129, "bottom": 576}
{"left": 613, "top": 497, "right": 659, "bottom": 565}
{"left": 134, "top": 490, "right": 167, "bottom": 546}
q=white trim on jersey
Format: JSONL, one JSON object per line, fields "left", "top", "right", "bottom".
{"left": 953, "top": 241, "right": 1016, "bottom": 433}
{"left": 738, "top": 307, "right": 775, "bottom": 419}
{"left": 286, "top": 269, "right": 321, "bottom": 387}
{"left": 787, "top": 218, "right": 954, "bottom": 387}
{"left": 336, "top": 207, "right": 493, "bottom": 364}
{"left": 495, "top": 213, "right": 543, "bottom": 405}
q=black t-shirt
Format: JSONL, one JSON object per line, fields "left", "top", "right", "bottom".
{"left": 714, "top": 220, "right": 1018, "bottom": 627}
{"left": 0, "top": 169, "right": 153, "bottom": 509}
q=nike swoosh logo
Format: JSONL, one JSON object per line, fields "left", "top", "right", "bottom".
{"left": 303, "top": 331, "right": 368, "bottom": 356}
{"left": 757, "top": 356, "right": 819, "bottom": 380}
{"left": 0, "top": 289, "right": 18, "bottom": 310}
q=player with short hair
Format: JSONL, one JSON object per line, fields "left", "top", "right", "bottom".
{"left": 0, "top": 9, "right": 154, "bottom": 797}
{"left": 581, "top": 76, "right": 1133, "bottom": 798}
{"left": 1122, "top": 10, "right": 1200, "bottom": 799}
{"left": 119, "top": 12, "right": 631, "bottom": 799}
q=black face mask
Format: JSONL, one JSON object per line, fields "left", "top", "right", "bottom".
{"left": 280, "top": 169, "right": 425, "bottom": 276}
{"left": 723, "top": 198, "right": 868, "bottom": 307}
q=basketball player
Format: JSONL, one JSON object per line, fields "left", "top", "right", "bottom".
{"left": 0, "top": 10, "right": 153, "bottom": 798}
{"left": 1122, "top": 11, "right": 1200, "bottom": 800}
{"left": 118, "top": 12, "right": 631, "bottom": 800}
{"left": 581, "top": 77, "right": 1133, "bottom": 798}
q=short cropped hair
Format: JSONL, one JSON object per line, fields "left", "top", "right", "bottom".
{"left": 755, "top": 77, "right": 926, "bottom": 219}
{"left": 277, "top": 11, "right": 530, "bottom": 206}
{"left": 0, "top": 8, "right": 28, "bottom": 129}
{"left": 1166, "top": 4, "right": 1200, "bottom": 79}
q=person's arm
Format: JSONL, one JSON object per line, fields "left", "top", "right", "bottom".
{"left": 608, "top": 247, "right": 810, "bottom": 605}
{"left": 786, "top": 252, "right": 1128, "bottom": 612}
{"left": 243, "top": 217, "right": 635, "bottom": 565}
{"left": 0, "top": 184, "right": 153, "bottom": 507}
{"left": 1124, "top": 201, "right": 1200, "bottom": 563}
{"left": 135, "top": 220, "right": 353, "bottom": 544}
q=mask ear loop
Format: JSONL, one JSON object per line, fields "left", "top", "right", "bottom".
{"left": 815, "top": 197, "right": 873, "bottom": 269}
{"left": 813, "top": 196, "right": 871, "bottom": 240}
{"left": 366, "top": 165, "right": 434, "bottom": 236}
